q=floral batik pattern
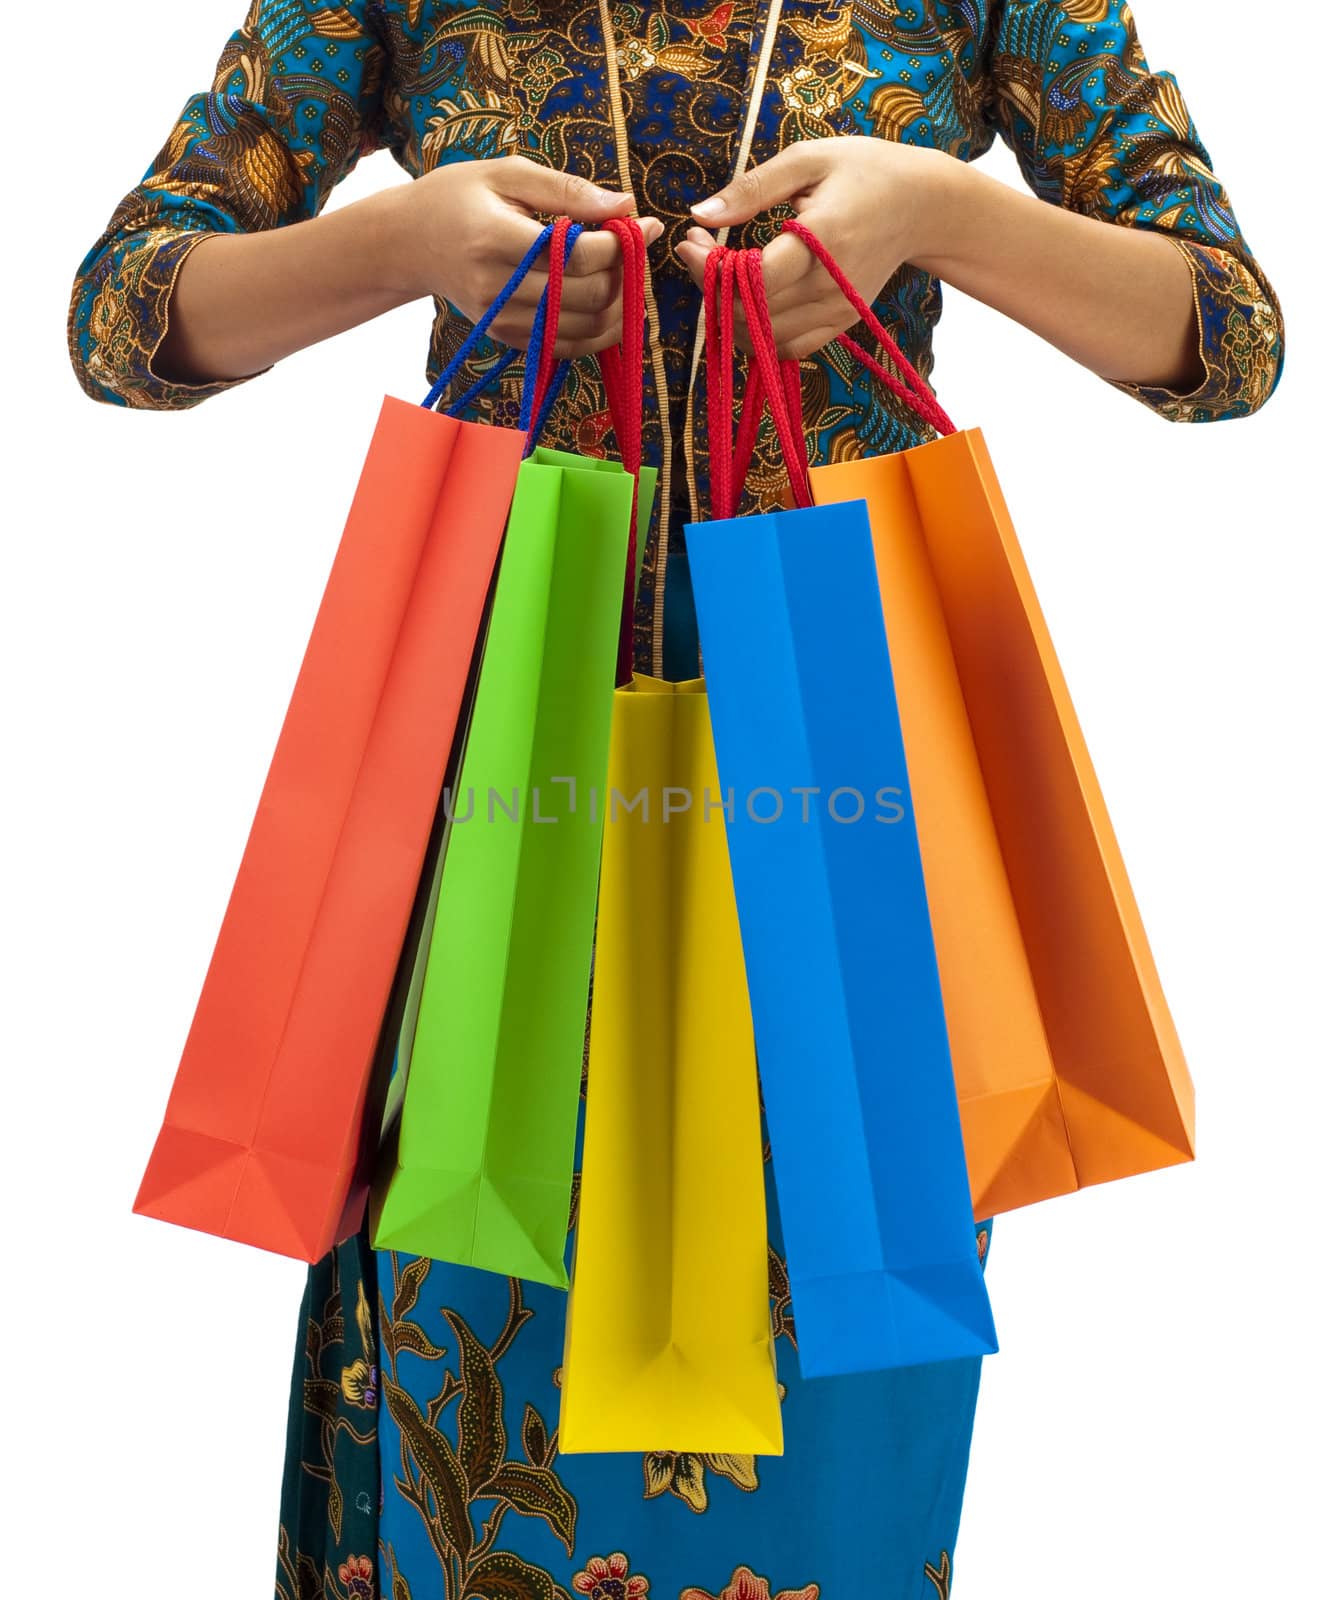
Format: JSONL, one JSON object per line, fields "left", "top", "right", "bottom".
{"left": 69, "top": 0, "right": 1282, "bottom": 674}
{"left": 275, "top": 1228, "right": 381, "bottom": 1600}
{"left": 682, "top": 1568, "right": 820, "bottom": 1600}
{"left": 274, "top": 1064, "right": 992, "bottom": 1600}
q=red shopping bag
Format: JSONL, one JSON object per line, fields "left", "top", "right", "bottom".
{"left": 130, "top": 230, "right": 587, "bottom": 1261}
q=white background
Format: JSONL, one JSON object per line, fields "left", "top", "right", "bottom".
{"left": 3, "top": 2, "right": 1333, "bottom": 1594}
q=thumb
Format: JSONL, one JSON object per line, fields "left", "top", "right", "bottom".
{"left": 689, "top": 145, "right": 828, "bottom": 227}
{"left": 499, "top": 157, "right": 636, "bottom": 222}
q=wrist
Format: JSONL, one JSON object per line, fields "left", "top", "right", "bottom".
{"left": 366, "top": 179, "right": 433, "bottom": 303}
{"left": 903, "top": 154, "right": 992, "bottom": 279}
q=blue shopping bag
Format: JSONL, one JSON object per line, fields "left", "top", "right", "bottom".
{"left": 685, "top": 245, "right": 996, "bottom": 1378}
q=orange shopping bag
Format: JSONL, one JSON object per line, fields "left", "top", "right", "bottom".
{"left": 792, "top": 221, "right": 1194, "bottom": 1220}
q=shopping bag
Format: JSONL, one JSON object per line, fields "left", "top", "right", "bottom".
{"left": 789, "top": 221, "right": 1195, "bottom": 1219}
{"left": 683, "top": 247, "right": 996, "bottom": 1378}
{"left": 371, "top": 220, "right": 658, "bottom": 1288}
{"left": 559, "top": 675, "right": 781, "bottom": 1454}
{"left": 129, "top": 223, "right": 590, "bottom": 1260}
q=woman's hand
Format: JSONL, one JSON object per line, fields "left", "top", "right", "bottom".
{"left": 675, "top": 138, "right": 958, "bottom": 359}
{"left": 396, "top": 156, "right": 664, "bottom": 358}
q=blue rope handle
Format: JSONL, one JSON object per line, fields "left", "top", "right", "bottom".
{"left": 419, "top": 224, "right": 551, "bottom": 412}
{"left": 520, "top": 223, "right": 582, "bottom": 454}
{"left": 418, "top": 221, "right": 583, "bottom": 448}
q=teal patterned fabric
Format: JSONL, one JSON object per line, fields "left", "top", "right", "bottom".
{"left": 68, "top": 0, "right": 1284, "bottom": 668}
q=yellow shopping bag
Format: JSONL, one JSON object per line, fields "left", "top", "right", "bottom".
{"left": 559, "top": 676, "right": 782, "bottom": 1455}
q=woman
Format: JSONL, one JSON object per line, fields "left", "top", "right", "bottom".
{"left": 67, "top": 3, "right": 1282, "bottom": 1597}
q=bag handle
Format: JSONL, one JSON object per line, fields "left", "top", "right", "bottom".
{"left": 418, "top": 220, "right": 583, "bottom": 445}
{"left": 701, "top": 224, "right": 960, "bottom": 520}
{"left": 595, "top": 217, "right": 648, "bottom": 685}
{"left": 737, "top": 248, "right": 813, "bottom": 509}
{"left": 595, "top": 218, "right": 647, "bottom": 473}
{"left": 781, "top": 218, "right": 957, "bottom": 438}
{"left": 704, "top": 244, "right": 812, "bottom": 517}
{"left": 420, "top": 217, "right": 646, "bottom": 682}
{"left": 520, "top": 217, "right": 584, "bottom": 453}
{"left": 704, "top": 244, "right": 739, "bottom": 520}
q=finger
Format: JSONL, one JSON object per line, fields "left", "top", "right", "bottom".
{"left": 469, "top": 218, "right": 617, "bottom": 298}
{"left": 501, "top": 269, "right": 546, "bottom": 310}
{"left": 761, "top": 276, "right": 846, "bottom": 330}
{"left": 771, "top": 313, "right": 847, "bottom": 362}
{"left": 488, "top": 304, "right": 618, "bottom": 353}
{"left": 725, "top": 272, "right": 808, "bottom": 349}
{"left": 495, "top": 155, "right": 635, "bottom": 222}
{"left": 555, "top": 328, "right": 624, "bottom": 358}
{"left": 454, "top": 213, "right": 546, "bottom": 307}
{"left": 759, "top": 232, "right": 818, "bottom": 298}
{"left": 487, "top": 311, "right": 541, "bottom": 351}
{"left": 768, "top": 310, "right": 812, "bottom": 361}
{"left": 565, "top": 229, "right": 622, "bottom": 276}
{"left": 689, "top": 142, "right": 831, "bottom": 227}
{"left": 674, "top": 236, "right": 710, "bottom": 289}
{"left": 559, "top": 304, "right": 623, "bottom": 339}
{"left": 557, "top": 268, "right": 621, "bottom": 314}
{"left": 554, "top": 309, "right": 626, "bottom": 359}
{"left": 489, "top": 260, "right": 618, "bottom": 318}
{"left": 568, "top": 215, "right": 664, "bottom": 277}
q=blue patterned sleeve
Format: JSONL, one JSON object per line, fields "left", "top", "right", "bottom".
{"left": 67, "top": 1, "right": 392, "bottom": 410}
{"left": 985, "top": 0, "right": 1283, "bottom": 420}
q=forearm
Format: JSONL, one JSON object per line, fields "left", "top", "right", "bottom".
{"left": 149, "top": 158, "right": 655, "bottom": 387}
{"left": 915, "top": 159, "right": 1202, "bottom": 393}
{"left": 152, "top": 183, "right": 421, "bottom": 386}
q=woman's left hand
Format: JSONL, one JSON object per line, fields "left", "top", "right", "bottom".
{"left": 675, "top": 137, "right": 960, "bottom": 359}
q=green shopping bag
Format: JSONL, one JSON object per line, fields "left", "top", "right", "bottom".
{"left": 371, "top": 218, "right": 655, "bottom": 1286}
{"left": 371, "top": 449, "right": 654, "bottom": 1284}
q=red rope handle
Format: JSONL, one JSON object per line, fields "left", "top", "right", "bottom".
{"left": 705, "top": 246, "right": 744, "bottom": 520}
{"left": 733, "top": 357, "right": 803, "bottom": 501}
{"left": 597, "top": 219, "right": 646, "bottom": 464}
{"left": 596, "top": 216, "right": 648, "bottom": 685}
{"left": 716, "top": 251, "right": 771, "bottom": 519}
{"left": 781, "top": 217, "right": 957, "bottom": 438}
{"left": 732, "top": 364, "right": 768, "bottom": 515}
{"left": 738, "top": 249, "right": 812, "bottom": 509}
{"left": 529, "top": 216, "right": 571, "bottom": 441}
{"left": 781, "top": 356, "right": 805, "bottom": 458}
{"left": 704, "top": 247, "right": 724, "bottom": 515}
{"left": 704, "top": 245, "right": 813, "bottom": 516}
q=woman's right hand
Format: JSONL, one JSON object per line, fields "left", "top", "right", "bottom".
{"left": 394, "top": 156, "right": 662, "bottom": 358}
